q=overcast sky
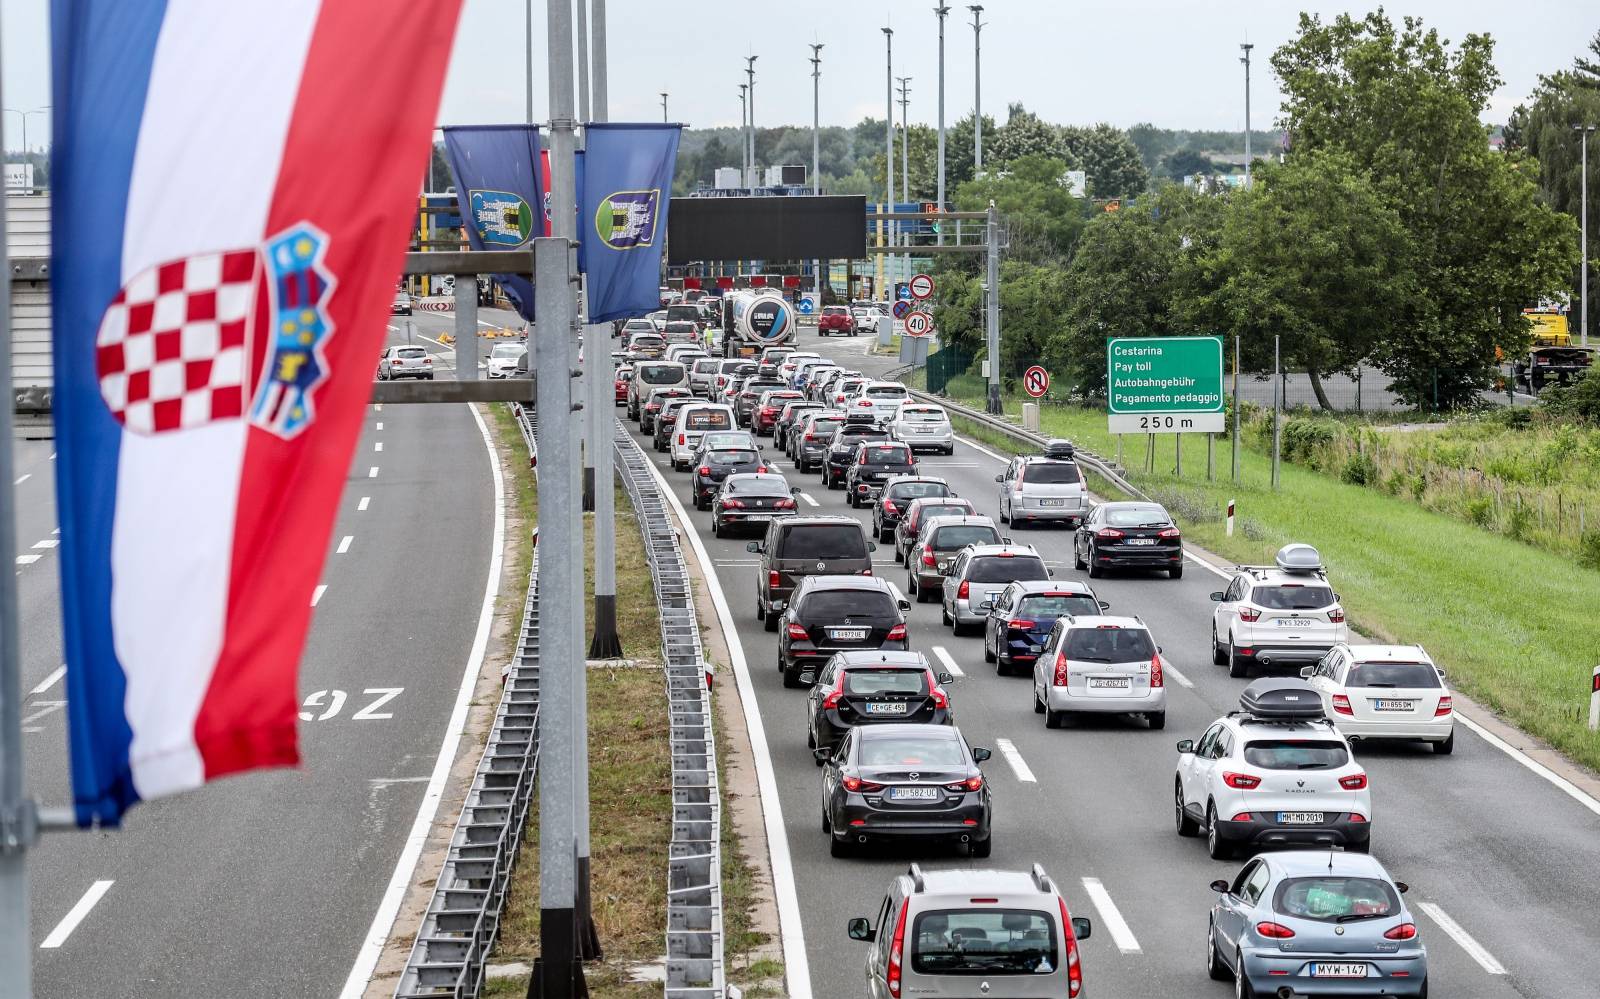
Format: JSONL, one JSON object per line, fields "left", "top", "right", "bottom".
{"left": 3, "top": 0, "right": 1593, "bottom": 151}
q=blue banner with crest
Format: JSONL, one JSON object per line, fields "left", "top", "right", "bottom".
{"left": 580, "top": 123, "right": 681, "bottom": 324}
{"left": 441, "top": 125, "right": 543, "bottom": 320}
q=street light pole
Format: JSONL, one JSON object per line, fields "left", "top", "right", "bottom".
{"left": 524, "top": 0, "right": 534, "bottom": 124}
{"left": 935, "top": 6, "right": 949, "bottom": 245}
{"left": 1578, "top": 124, "right": 1595, "bottom": 348}
{"left": 738, "top": 84, "right": 748, "bottom": 185}
{"left": 1241, "top": 42, "right": 1254, "bottom": 189}
{"left": 660, "top": 92, "right": 668, "bottom": 122}
{"left": 883, "top": 25, "right": 894, "bottom": 301}
{"left": 745, "top": 55, "right": 758, "bottom": 186}
{"left": 968, "top": 5, "right": 984, "bottom": 172}
{"left": 898, "top": 76, "right": 911, "bottom": 283}
{"left": 812, "top": 43, "right": 824, "bottom": 301}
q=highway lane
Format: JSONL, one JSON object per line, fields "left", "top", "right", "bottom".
{"left": 21, "top": 320, "right": 495, "bottom": 997}
{"left": 621, "top": 328, "right": 1599, "bottom": 999}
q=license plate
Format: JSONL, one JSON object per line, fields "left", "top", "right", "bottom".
{"left": 1373, "top": 699, "right": 1415, "bottom": 711}
{"left": 1310, "top": 963, "right": 1368, "bottom": 979}
{"left": 1087, "top": 676, "right": 1131, "bottom": 690}
{"left": 829, "top": 628, "right": 868, "bottom": 642}
{"left": 1274, "top": 618, "right": 1315, "bottom": 628}
{"left": 1125, "top": 538, "right": 1156, "bottom": 546}
{"left": 864, "top": 702, "right": 908, "bottom": 715}
{"left": 1277, "top": 811, "right": 1325, "bottom": 825}
{"left": 888, "top": 786, "right": 938, "bottom": 801}
{"left": 1038, "top": 498, "right": 1065, "bottom": 507}
{"left": 741, "top": 513, "right": 771, "bottom": 521}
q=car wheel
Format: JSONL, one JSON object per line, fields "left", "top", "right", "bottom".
{"left": 763, "top": 608, "right": 778, "bottom": 633}
{"left": 1207, "top": 917, "right": 1232, "bottom": 980}
{"left": 1176, "top": 779, "right": 1200, "bottom": 837}
{"left": 1033, "top": 684, "right": 1046, "bottom": 714}
{"left": 1045, "top": 704, "right": 1066, "bottom": 729}
{"left": 969, "top": 832, "right": 992, "bottom": 859}
{"left": 755, "top": 594, "right": 767, "bottom": 623}
{"left": 1148, "top": 711, "right": 1166, "bottom": 730}
{"left": 712, "top": 519, "right": 725, "bottom": 538}
{"left": 1087, "top": 558, "right": 1104, "bottom": 579}
{"left": 1073, "top": 541, "right": 1087, "bottom": 571}
{"left": 1207, "top": 804, "right": 1232, "bottom": 860}
{"left": 999, "top": 502, "right": 1010, "bottom": 525}
{"left": 983, "top": 638, "right": 996, "bottom": 664}
{"left": 821, "top": 805, "right": 831, "bottom": 831}
{"left": 1170, "top": 565, "right": 1184, "bottom": 579}
{"left": 782, "top": 661, "right": 802, "bottom": 688}
{"left": 1212, "top": 626, "right": 1228, "bottom": 666}
{"left": 952, "top": 618, "right": 976, "bottom": 637}
{"left": 1228, "top": 639, "right": 1251, "bottom": 679}
{"left": 941, "top": 603, "right": 952, "bottom": 626}
{"left": 425, "top": 372, "right": 434, "bottom": 380}
{"left": 829, "top": 831, "right": 852, "bottom": 858}
{"left": 893, "top": 546, "right": 904, "bottom": 565}
{"left": 1234, "top": 949, "right": 1255, "bottom": 999}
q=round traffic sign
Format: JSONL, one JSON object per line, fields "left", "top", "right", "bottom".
{"left": 909, "top": 273, "right": 936, "bottom": 300}
{"left": 892, "top": 300, "right": 912, "bottom": 320}
{"left": 904, "top": 311, "right": 934, "bottom": 337}
{"left": 796, "top": 294, "right": 816, "bottom": 314}
{"left": 1023, "top": 365, "right": 1051, "bottom": 398}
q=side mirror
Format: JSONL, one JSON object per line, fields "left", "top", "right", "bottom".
{"left": 1156, "top": 646, "right": 1163, "bottom": 654}
{"left": 898, "top": 599, "right": 912, "bottom": 611}
{"left": 1098, "top": 600, "right": 1110, "bottom": 611}
{"left": 1299, "top": 666, "right": 1315, "bottom": 679}
{"left": 746, "top": 541, "right": 763, "bottom": 553}
{"left": 937, "top": 671, "right": 955, "bottom": 685}
{"left": 1436, "top": 668, "right": 1448, "bottom": 680}
{"left": 847, "top": 917, "right": 875, "bottom": 942}
{"left": 1209, "top": 592, "right": 1225, "bottom": 602}
{"left": 1071, "top": 917, "right": 1092, "bottom": 941}
{"left": 1395, "top": 881, "right": 1409, "bottom": 894}
{"left": 1176, "top": 740, "right": 1195, "bottom": 755}
{"left": 971, "top": 747, "right": 992, "bottom": 763}
{"left": 978, "top": 597, "right": 994, "bottom": 610}
{"left": 1209, "top": 879, "right": 1230, "bottom": 893}
{"left": 1001, "top": 536, "right": 1012, "bottom": 545}
{"left": 867, "top": 541, "right": 878, "bottom": 552}
{"left": 1047, "top": 569, "right": 1055, "bottom": 577}
{"left": 994, "top": 474, "right": 1004, "bottom": 483}
{"left": 791, "top": 486, "right": 802, "bottom": 494}
{"left": 1335, "top": 593, "right": 1342, "bottom": 602}
{"left": 812, "top": 747, "right": 831, "bottom": 762}
{"left": 799, "top": 671, "right": 817, "bottom": 685}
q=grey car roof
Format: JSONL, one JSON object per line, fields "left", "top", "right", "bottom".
{"left": 1007, "top": 579, "right": 1094, "bottom": 595}
{"left": 910, "top": 867, "right": 1058, "bottom": 898}
{"left": 960, "top": 544, "right": 1041, "bottom": 559}
{"left": 857, "top": 722, "right": 959, "bottom": 741}
{"left": 1268, "top": 850, "right": 1391, "bottom": 879}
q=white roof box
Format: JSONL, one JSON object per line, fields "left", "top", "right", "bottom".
{"left": 1275, "top": 543, "right": 1324, "bottom": 574}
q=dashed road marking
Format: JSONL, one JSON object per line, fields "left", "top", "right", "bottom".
{"left": 930, "top": 645, "right": 965, "bottom": 678}
{"left": 39, "top": 880, "right": 115, "bottom": 949}
{"left": 337, "top": 535, "right": 354, "bottom": 555}
{"left": 993, "top": 737, "right": 1037, "bottom": 783}
{"left": 33, "top": 539, "right": 58, "bottom": 549}
{"left": 376, "top": 421, "right": 384, "bottom": 431}
{"left": 1415, "top": 902, "right": 1505, "bottom": 975}
{"left": 311, "top": 584, "right": 328, "bottom": 607}
{"left": 798, "top": 492, "right": 819, "bottom": 507}
{"left": 1081, "top": 877, "right": 1142, "bottom": 954}
{"left": 374, "top": 441, "right": 384, "bottom": 452}
{"left": 31, "top": 665, "right": 66, "bottom": 695}
{"left": 1163, "top": 661, "right": 1194, "bottom": 689}
{"left": 15, "top": 554, "right": 39, "bottom": 566}
{"left": 14, "top": 473, "right": 30, "bottom": 485}
{"left": 368, "top": 467, "right": 379, "bottom": 478}
{"left": 358, "top": 496, "right": 371, "bottom": 512}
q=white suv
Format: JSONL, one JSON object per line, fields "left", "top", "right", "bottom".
{"left": 1033, "top": 615, "right": 1167, "bottom": 730}
{"left": 670, "top": 403, "right": 736, "bottom": 470}
{"left": 849, "top": 381, "right": 911, "bottom": 424}
{"left": 887, "top": 402, "right": 955, "bottom": 455}
{"left": 1209, "top": 544, "right": 1349, "bottom": 678}
{"left": 1302, "top": 644, "right": 1455, "bottom": 753}
{"left": 1175, "top": 678, "right": 1373, "bottom": 860}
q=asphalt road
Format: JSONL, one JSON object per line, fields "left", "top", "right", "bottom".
{"left": 621, "top": 329, "right": 1600, "bottom": 999}
{"left": 21, "top": 308, "right": 500, "bottom": 997}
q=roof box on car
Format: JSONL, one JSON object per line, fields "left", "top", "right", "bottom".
{"left": 1041, "top": 439, "right": 1076, "bottom": 459}
{"left": 1274, "top": 543, "right": 1324, "bottom": 575}
{"left": 1239, "top": 678, "right": 1325, "bottom": 720}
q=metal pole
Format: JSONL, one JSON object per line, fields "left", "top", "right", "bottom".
{"left": 575, "top": 0, "right": 591, "bottom": 123}
{"left": 745, "top": 56, "right": 758, "bottom": 186}
{"left": 969, "top": 6, "right": 984, "bottom": 171}
{"left": 738, "top": 85, "right": 748, "bottom": 184}
{"left": 1241, "top": 43, "right": 1254, "bottom": 190}
{"left": 1271, "top": 335, "right": 1282, "bottom": 491}
{"left": 591, "top": 0, "right": 608, "bottom": 121}
{"left": 454, "top": 274, "right": 479, "bottom": 379}
{"left": 659, "top": 92, "right": 668, "bottom": 122}
{"left": 1579, "top": 125, "right": 1593, "bottom": 348}
{"left": 883, "top": 27, "right": 894, "bottom": 298}
{"left": 985, "top": 200, "right": 1001, "bottom": 414}
{"left": 1231, "top": 336, "right": 1241, "bottom": 483}
{"left": 898, "top": 75, "right": 911, "bottom": 284}
{"left": 935, "top": 6, "right": 948, "bottom": 245}
{"left": 812, "top": 44, "right": 824, "bottom": 302}
{"left": 525, "top": 0, "right": 534, "bottom": 124}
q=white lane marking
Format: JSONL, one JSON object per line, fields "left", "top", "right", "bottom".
{"left": 33, "top": 539, "right": 59, "bottom": 549}
{"left": 1163, "top": 661, "right": 1194, "bottom": 689}
{"left": 310, "top": 584, "right": 328, "bottom": 607}
{"left": 374, "top": 404, "right": 382, "bottom": 412}
{"left": 368, "top": 466, "right": 379, "bottom": 478}
{"left": 798, "top": 491, "right": 819, "bottom": 507}
{"left": 930, "top": 645, "right": 966, "bottom": 677}
{"left": 339, "top": 402, "right": 504, "bottom": 999}
{"left": 15, "top": 555, "right": 39, "bottom": 566}
{"left": 376, "top": 421, "right": 384, "bottom": 431}
{"left": 1415, "top": 902, "right": 1506, "bottom": 975}
{"left": 1081, "top": 877, "right": 1142, "bottom": 955}
{"left": 336, "top": 535, "right": 354, "bottom": 555}
{"left": 52, "top": 528, "right": 59, "bottom": 534}
{"left": 49, "top": 452, "right": 56, "bottom": 460}
{"left": 374, "top": 441, "right": 384, "bottom": 452}
{"left": 954, "top": 434, "right": 1010, "bottom": 462}
{"left": 39, "top": 880, "right": 115, "bottom": 949}
{"left": 993, "top": 737, "right": 1037, "bottom": 783}
{"left": 636, "top": 440, "right": 814, "bottom": 999}
{"left": 14, "top": 473, "right": 30, "bottom": 485}
{"left": 415, "top": 332, "right": 452, "bottom": 350}
{"left": 1455, "top": 713, "right": 1600, "bottom": 820}
{"left": 357, "top": 496, "right": 371, "bottom": 512}
{"left": 22, "top": 700, "right": 66, "bottom": 727}
{"left": 31, "top": 665, "right": 66, "bottom": 695}
{"left": 1184, "top": 548, "right": 1233, "bottom": 580}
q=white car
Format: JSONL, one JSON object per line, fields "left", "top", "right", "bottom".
{"left": 620, "top": 318, "right": 656, "bottom": 340}
{"left": 1175, "top": 679, "right": 1373, "bottom": 859}
{"left": 780, "top": 353, "right": 822, "bottom": 386}
{"left": 485, "top": 341, "right": 527, "bottom": 378}
{"left": 377, "top": 344, "right": 433, "bottom": 380}
{"left": 665, "top": 344, "right": 708, "bottom": 366}
{"left": 1210, "top": 544, "right": 1349, "bottom": 678}
{"left": 670, "top": 403, "right": 736, "bottom": 470}
{"left": 1302, "top": 644, "right": 1454, "bottom": 753}
{"left": 886, "top": 402, "right": 955, "bottom": 454}
{"left": 1032, "top": 614, "right": 1166, "bottom": 730}
{"left": 847, "top": 380, "right": 911, "bottom": 424}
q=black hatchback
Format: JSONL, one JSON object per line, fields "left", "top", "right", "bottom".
{"left": 1073, "top": 501, "right": 1184, "bottom": 579}
{"left": 777, "top": 575, "right": 910, "bottom": 687}
{"left": 846, "top": 442, "right": 919, "bottom": 508}
{"left": 691, "top": 446, "right": 768, "bottom": 510}
{"left": 801, "top": 650, "right": 954, "bottom": 759}
{"left": 822, "top": 421, "right": 890, "bottom": 489}
{"left": 871, "top": 476, "right": 953, "bottom": 543}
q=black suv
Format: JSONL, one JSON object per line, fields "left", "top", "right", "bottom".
{"left": 802, "top": 650, "right": 953, "bottom": 757}
{"left": 691, "top": 446, "right": 767, "bottom": 510}
{"left": 791, "top": 412, "right": 846, "bottom": 471}
{"left": 640, "top": 386, "right": 693, "bottom": 435}
{"left": 774, "top": 401, "right": 823, "bottom": 450}
{"left": 845, "top": 442, "right": 918, "bottom": 508}
{"left": 871, "top": 476, "right": 954, "bottom": 543}
{"left": 777, "top": 575, "right": 911, "bottom": 687}
{"left": 652, "top": 396, "right": 697, "bottom": 452}
{"left": 748, "top": 516, "right": 876, "bottom": 631}
{"left": 822, "top": 417, "right": 890, "bottom": 490}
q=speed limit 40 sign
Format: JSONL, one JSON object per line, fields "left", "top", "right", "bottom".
{"left": 904, "top": 311, "right": 934, "bottom": 337}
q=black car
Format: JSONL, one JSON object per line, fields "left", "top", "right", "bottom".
{"left": 753, "top": 390, "right": 806, "bottom": 436}
{"left": 791, "top": 411, "right": 846, "bottom": 470}
{"left": 774, "top": 401, "right": 823, "bottom": 450}
{"left": 778, "top": 575, "right": 910, "bottom": 687}
{"left": 817, "top": 723, "right": 993, "bottom": 858}
{"left": 980, "top": 580, "right": 1108, "bottom": 676}
{"left": 802, "top": 651, "right": 954, "bottom": 759}
{"left": 822, "top": 419, "right": 890, "bottom": 489}
{"left": 871, "top": 476, "right": 953, "bottom": 543}
{"left": 640, "top": 386, "right": 692, "bottom": 435}
{"left": 844, "top": 441, "right": 918, "bottom": 508}
{"left": 749, "top": 516, "right": 877, "bottom": 630}
{"left": 1073, "top": 501, "right": 1184, "bottom": 579}
{"left": 691, "top": 446, "right": 768, "bottom": 510}
{"left": 652, "top": 396, "right": 696, "bottom": 452}
{"left": 892, "top": 497, "right": 977, "bottom": 564}
{"left": 735, "top": 378, "right": 788, "bottom": 426}
{"left": 711, "top": 473, "right": 799, "bottom": 537}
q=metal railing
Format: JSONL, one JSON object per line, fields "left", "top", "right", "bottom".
{"left": 611, "top": 421, "right": 726, "bottom": 999}
{"left": 394, "top": 404, "right": 543, "bottom": 998}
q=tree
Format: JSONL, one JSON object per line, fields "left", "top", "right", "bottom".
{"left": 1162, "top": 148, "right": 1215, "bottom": 180}
{"left": 1058, "top": 123, "right": 1150, "bottom": 197}
{"left": 1575, "top": 29, "right": 1600, "bottom": 90}
{"left": 952, "top": 154, "right": 1087, "bottom": 263}
{"left": 988, "top": 103, "right": 1071, "bottom": 167}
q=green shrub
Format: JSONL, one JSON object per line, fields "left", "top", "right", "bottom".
{"left": 1506, "top": 501, "right": 1532, "bottom": 540}
{"left": 1579, "top": 531, "right": 1600, "bottom": 570}
{"left": 1340, "top": 452, "right": 1376, "bottom": 485}
{"left": 1465, "top": 496, "right": 1494, "bottom": 528}
{"left": 1279, "top": 417, "right": 1339, "bottom": 463}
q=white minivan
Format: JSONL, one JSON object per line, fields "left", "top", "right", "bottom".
{"left": 670, "top": 403, "right": 737, "bottom": 470}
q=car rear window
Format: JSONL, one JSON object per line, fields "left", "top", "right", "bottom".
{"left": 967, "top": 556, "right": 1048, "bottom": 583}
{"left": 1242, "top": 740, "right": 1349, "bottom": 770}
{"left": 1274, "top": 878, "right": 1398, "bottom": 922}
{"left": 693, "top": 359, "right": 721, "bottom": 373}
{"left": 931, "top": 525, "right": 1000, "bottom": 550}
{"left": 1253, "top": 585, "right": 1336, "bottom": 610}
{"left": 866, "top": 384, "right": 907, "bottom": 397}
{"left": 808, "top": 417, "right": 845, "bottom": 432}
{"left": 1104, "top": 505, "right": 1171, "bottom": 528}
{"left": 889, "top": 482, "right": 950, "bottom": 501}
{"left": 910, "top": 502, "right": 973, "bottom": 525}
{"left": 858, "top": 734, "right": 965, "bottom": 767}
{"left": 779, "top": 524, "right": 867, "bottom": 560}
{"left": 901, "top": 408, "right": 947, "bottom": 422}
{"left": 861, "top": 446, "right": 912, "bottom": 465}
{"left": 720, "top": 360, "right": 752, "bottom": 374}
{"left": 1024, "top": 461, "right": 1081, "bottom": 485}
{"left": 702, "top": 432, "right": 754, "bottom": 449}
{"left": 728, "top": 477, "right": 789, "bottom": 496}
{"left": 1346, "top": 662, "right": 1440, "bottom": 689}
{"left": 707, "top": 449, "right": 756, "bottom": 466}
{"left": 395, "top": 347, "right": 427, "bottom": 359}
{"left": 666, "top": 305, "right": 700, "bottom": 323}
{"left": 637, "top": 363, "right": 684, "bottom": 383}
{"left": 842, "top": 668, "right": 928, "bottom": 696}
{"left": 823, "top": 306, "right": 849, "bottom": 316}
{"left": 1017, "top": 594, "right": 1101, "bottom": 619}
{"left": 684, "top": 410, "right": 733, "bottom": 431}
{"left": 912, "top": 908, "right": 1056, "bottom": 976}
{"left": 742, "top": 381, "right": 786, "bottom": 395}
{"left": 1061, "top": 627, "right": 1156, "bottom": 663}
{"left": 801, "top": 590, "right": 896, "bottom": 620}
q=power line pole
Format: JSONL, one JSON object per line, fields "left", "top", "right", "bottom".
{"left": 1578, "top": 124, "right": 1595, "bottom": 348}
{"left": 985, "top": 200, "right": 1001, "bottom": 415}
{"left": 745, "top": 55, "right": 758, "bottom": 186}
{"left": 968, "top": 5, "right": 984, "bottom": 172}
{"left": 935, "top": 5, "right": 949, "bottom": 244}
{"left": 577, "top": 0, "right": 593, "bottom": 516}
{"left": 883, "top": 25, "right": 894, "bottom": 300}
{"left": 1241, "top": 42, "right": 1254, "bottom": 189}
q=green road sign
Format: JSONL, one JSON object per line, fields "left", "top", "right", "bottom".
{"left": 1106, "top": 336, "right": 1225, "bottom": 434}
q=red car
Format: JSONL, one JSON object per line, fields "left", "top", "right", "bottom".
{"left": 614, "top": 367, "right": 633, "bottom": 405}
{"left": 817, "top": 305, "right": 856, "bottom": 337}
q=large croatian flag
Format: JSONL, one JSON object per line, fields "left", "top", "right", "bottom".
{"left": 51, "top": 0, "right": 462, "bottom": 826}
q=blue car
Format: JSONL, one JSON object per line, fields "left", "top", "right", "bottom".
{"left": 1207, "top": 851, "right": 1427, "bottom": 997}
{"left": 980, "top": 580, "right": 1106, "bottom": 677}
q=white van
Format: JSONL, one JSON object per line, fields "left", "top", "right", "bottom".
{"left": 670, "top": 403, "right": 737, "bottom": 470}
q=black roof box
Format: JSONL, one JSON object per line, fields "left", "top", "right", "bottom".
{"left": 1041, "top": 438, "right": 1076, "bottom": 459}
{"left": 1239, "top": 678, "right": 1324, "bottom": 720}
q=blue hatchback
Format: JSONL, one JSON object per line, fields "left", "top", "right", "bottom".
{"left": 980, "top": 580, "right": 1106, "bottom": 677}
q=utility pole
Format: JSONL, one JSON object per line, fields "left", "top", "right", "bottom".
{"left": 738, "top": 84, "right": 748, "bottom": 185}
{"left": 812, "top": 43, "right": 824, "bottom": 301}
{"left": 575, "top": 0, "right": 590, "bottom": 123}
{"left": 1271, "top": 335, "right": 1282, "bottom": 490}
{"left": 898, "top": 76, "right": 911, "bottom": 283}
{"left": 660, "top": 92, "right": 668, "bottom": 122}
{"left": 1241, "top": 42, "right": 1254, "bottom": 189}
{"left": 969, "top": 5, "right": 984, "bottom": 172}
{"left": 985, "top": 200, "right": 1001, "bottom": 415}
{"left": 525, "top": 0, "right": 534, "bottom": 124}
{"left": 1578, "top": 124, "right": 1595, "bottom": 348}
{"left": 935, "top": 6, "right": 949, "bottom": 245}
{"left": 745, "top": 55, "right": 758, "bottom": 186}
{"left": 883, "top": 25, "right": 894, "bottom": 300}
{"left": 591, "top": 0, "right": 607, "bottom": 119}
{"left": 577, "top": 0, "right": 593, "bottom": 514}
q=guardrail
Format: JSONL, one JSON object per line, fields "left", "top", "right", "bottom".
{"left": 394, "top": 405, "right": 543, "bottom": 999}
{"left": 611, "top": 421, "right": 726, "bottom": 999}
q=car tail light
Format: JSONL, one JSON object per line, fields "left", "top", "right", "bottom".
{"left": 785, "top": 622, "right": 809, "bottom": 641}
{"left": 1053, "top": 652, "right": 1069, "bottom": 687}
{"left": 882, "top": 499, "right": 898, "bottom": 514}
{"left": 921, "top": 546, "right": 935, "bottom": 567}
{"left": 956, "top": 580, "right": 970, "bottom": 601}
{"left": 677, "top": 433, "right": 686, "bottom": 445}
{"left": 774, "top": 498, "right": 796, "bottom": 509}
{"left": 842, "top": 775, "right": 885, "bottom": 793}
{"left": 1255, "top": 921, "right": 1296, "bottom": 939}
{"left": 821, "top": 676, "right": 846, "bottom": 710}
{"left": 857, "top": 484, "right": 869, "bottom": 492}
{"left": 1348, "top": 812, "right": 1367, "bottom": 823}
{"left": 1150, "top": 655, "right": 1164, "bottom": 689}
{"left": 924, "top": 670, "right": 950, "bottom": 708}
{"left": 423, "top": 356, "right": 433, "bottom": 364}
{"left": 1222, "top": 772, "right": 1261, "bottom": 789}
{"left": 1058, "top": 896, "right": 1082, "bottom": 998}
{"left": 1097, "top": 528, "right": 1125, "bottom": 539}
{"left": 1384, "top": 922, "right": 1418, "bottom": 941}
{"left": 1332, "top": 694, "right": 1353, "bottom": 715}
{"left": 1238, "top": 607, "right": 1261, "bottom": 622}
{"left": 886, "top": 624, "right": 907, "bottom": 641}
{"left": 698, "top": 465, "right": 711, "bottom": 475}
{"left": 1158, "top": 527, "right": 1181, "bottom": 538}
{"left": 944, "top": 776, "right": 983, "bottom": 792}
{"left": 1328, "top": 608, "right": 1346, "bottom": 623}
{"left": 859, "top": 399, "right": 873, "bottom": 407}
{"left": 1007, "top": 619, "right": 1036, "bottom": 631}
{"left": 1435, "top": 696, "right": 1453, "bottom": 716}
{"left": 768, "top": 571, "right": 780, "bottom": 589}
{"left": 720, "top": 499, "right": 745, "bottom": 509}
{"left": 1231, "top": 812, "right": 1252, "bottom": 822}
{"left": 886, "top": 898, "right": 909, "bottom": 998}
{"left": 757, "top": 466, "right": 768, "bottom": 473}
{"left": 804, "top": 432, "right": 815, "bottom": 441}
{"left": 1339, "top": 773, "right": 1368, "bottom": 790}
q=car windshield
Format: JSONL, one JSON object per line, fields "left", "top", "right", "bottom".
{"left": 968, "top": 556, "right": 1048, "bottom": 583}
{"left": 1274, "top": 878, "right": 1399, "bottom": 923}
{"left": 1254, "top": 585, "right": 1336, "bottom": 610}
{"left": 1024, "top": 461, "right": 1081, "bottom": 485}
{"left": 842, "top": 668, "right": 928, "bottom": 696}
{"left": 802, "top": 590, "right": 896, "bottom": 620}
{"left": 684, "top": 410, "right": 733, "bottom": 431}
{"left": 707, "top": 449, "right": 756, "bottom": 466}
{"left": 912, "top": 909, "right": 1056, "bottom": 976}
{"left": 637, "top": 364, "right": 683, "bottom": 384}
{"left": 932, "top": 526, "right": 999, "bottom": 550}
{"left": 1104, "top": 505, "right": 1171, "bottom": 527}
{"left": 901, "top": 408, "right": 947, "bottom": 423}
{"left": 1243, "top": 740, "right": 1350, "bottom": 770}
{"left": 911, "top": 503, "right": 973, "bottom": 525}
{"left": 889, "top": 482, "right": 949, "bottom": 501}
{"left": 1062, "top": 627, "right": 1156, "bottom": 663}
{"left": 1346, "top": 662, "right": 1441, "bottom": 689}
{"left": 490, "top": 344, "right": 525, "bottom": 358}
{"left": 1017, "top": 594, "right": 1101, "bottom": 619}
{"left": 858, "top": 735, "right": 965, "bottom": 767}
{"left": 862, "top": 446, "right": 912, "bottom": 466}
{"left": 780, "top": 524, "right": 866, "bottom": 560}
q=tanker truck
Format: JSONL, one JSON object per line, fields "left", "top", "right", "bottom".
{"left": 719, "top": 289, "right": 795, "bottom": 358}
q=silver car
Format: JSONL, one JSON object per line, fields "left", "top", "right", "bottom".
{"left": 849, "top": 380, "right": 911, "bottom": 424}
{"left": 1032, "top": 615, "right": 1167, "bottom": 729}
{"left": 997, "top": 440, "right": 1088, "bottom": 527}
{"left": 886, "top": 402, "right": 955, "bottom": 455}
{"left": 940, "top": 544, "right": 1050, "bottom": 635}
{"left": 377, "top": 344, "right": 434, "bottom": 380}
{"left": 1207, "top": 852, "right": 1426, "bottom": 997}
